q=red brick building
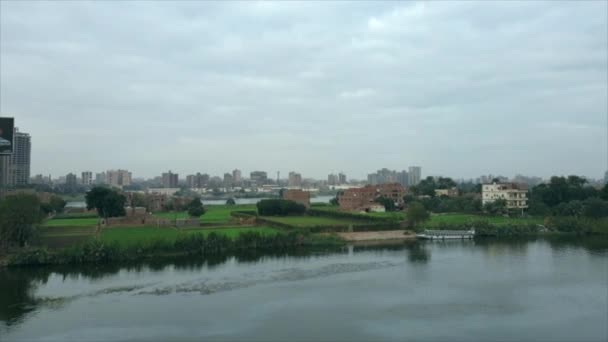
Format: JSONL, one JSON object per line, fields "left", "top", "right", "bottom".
{"left": 338, "top": 183, "right": 406, "bottom": 211}
{"left": 282, "top": 189, "right": 311, "bottom": 209}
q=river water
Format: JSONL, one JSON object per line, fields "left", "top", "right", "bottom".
{"left": 1, "top": 237, "right": 607, "bottom": 341}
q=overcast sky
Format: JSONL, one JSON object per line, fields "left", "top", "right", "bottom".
{"left": 1, "top": 1, "right": 606, "bottom": 180}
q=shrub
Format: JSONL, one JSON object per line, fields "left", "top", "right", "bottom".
{"left": 257, "top": 199, "right": 306, "bottom": 216}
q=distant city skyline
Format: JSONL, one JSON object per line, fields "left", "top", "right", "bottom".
{"left": 1, "top": 2, "right": 606, "bottom": 180}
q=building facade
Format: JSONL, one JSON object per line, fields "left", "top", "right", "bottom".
{"left": 339, "top": 183, "right": 406, "bottom": 211}
{"left": 65, "top": 173, "right": 78, "bottom": 188}
{"left": 282, "top": 189, "right": 311, "bottom": 209}
{"left": 482, "top": 182, "right": 528, "bottom": 209}
{"left": 435, "top": 187, "right": 459, "bottom": 197}
{"left": 232, "top": 169, "right": 242, "bottom": 184}
{"left": 408, "top": 166, "right": 421, "bottom": 186}
{"left": 338, "top": 172, "right": 347, "bottom": 184}
{"left": 288, "top": 172, "right": 302, "bottom": 188}
{"left": 328, "top": 173, "right": 338, "bottom": 185}
{"left": 186, "top": 173, "right": 209, "bottom": 188}
{"left": 11, "top": 129, "right": 31, "bottom": 186}
{"left": 223, "top": 173, "right": 233, "bottom": 187}
{"left": 162, "top": 171, "right": 179, "bottom": 188}
{"left": 81, "top": 171, "right": 93, "bottom": 185}
{"left": 107, "top": 169, "right": 132, "bottom": 188}
{"left": 250, "top": 171, "right": 268, "bottom": 185}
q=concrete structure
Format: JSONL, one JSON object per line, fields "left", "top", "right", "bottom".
{"left": 408, "top": 166, "right": 421, "bottom": 186}
{"left": 282, "top": 189, "right": 311, "bottom": 209}
{"left": 328, "top": 173, "right": 338, "bottom": 185}
{"left": 339, "top": 183, "right": 406, "bottom": 211}
{"left": 186, "top": 173, "right": 209, "bottom": 188}
{"left": 81, "top": 171, "right": 93, "bottom": 185}
{"left": 162, "top": 171, "right": 179, "bottom": 188}
{"left": 11, "top": 129, "right": 31, "bottom": 186}
{"left": 96, "top": 172, "right": 107, "bottom": 185}
{"left": 0, "top": 155, "right": 10, "bottom": 190}
{"left": 107, "top": 169, "right": 132, "bottom": 188}
{"left": 223, "top": 173, "right": 233, "bottom": 187}
{"left": 232, "top": 169, "right": 242, "bottom": 184}
{"left": 250, "top": 171, "right": 268, "bottom": 185}
{"left": 147, "top": 188, "right": 180, "bottom": 196}
{"left": 482, "top": 182, "right": 528, "bottom": 209}
{"left": 339, "top": 172, "right": 347, "bottom": 184}
{"left": 435, "top": 187, "right": 459, "bottom": 197}
{"left": 397, "top": 170, "right": 409, "bottom": 187}
{"left": 604, "top": 170, "right": 608, "bottom": 184}
{"left": 288, "top": 171, "right": 302, "bottom": 188}
{"left": 65, "top": 173, "right": 77, "bottom": 188}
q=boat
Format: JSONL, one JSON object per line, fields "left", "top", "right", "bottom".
{"left": 416, "top": 229, "right": 475, "bottom": 240}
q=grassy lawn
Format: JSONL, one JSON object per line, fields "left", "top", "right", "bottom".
{"left": 43, "top": 217, "right": 99, "bottom": 227}
{"left": 153, "top": 204, "right": 256, "bottom": 224}
{"left": 261, "top": 216, "right": 362, "bottom": 227}
{"left": 426, "top": 213, "right": 544, "bottom": 227}
{"left": 100, "top": 226, "right": 281, "bottom": 246}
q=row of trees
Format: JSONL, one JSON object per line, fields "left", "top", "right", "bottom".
{"left": 529, "top": 176, "right": 608, "bottom": 218}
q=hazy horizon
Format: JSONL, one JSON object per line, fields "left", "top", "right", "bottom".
{"left": 1, "top": 1, "right": 606, "bottom": 180}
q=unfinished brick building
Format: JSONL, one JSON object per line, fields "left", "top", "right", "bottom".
{"left": 338, "top": 183, "right": 406, "bottom": 211}
{"left": 282, "top": 189, "right": 311, "bottom": 209}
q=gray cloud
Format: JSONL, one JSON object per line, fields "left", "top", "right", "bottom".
{"left": 1, "top": 1, "right": 606, "bottom": 180}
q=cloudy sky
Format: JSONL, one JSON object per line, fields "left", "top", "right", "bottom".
{"left": 1, "top": 1, "right": 606, "bottom": 180}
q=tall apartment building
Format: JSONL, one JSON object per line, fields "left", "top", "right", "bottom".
{"left": 162, "top": 171, "right": 179, "bottom": 188}
{"left": 232, "top": 169, "right": 242, "bottom": 184}
{"left": 408, "top": 166, "right": 421, "bottom": 186}
{"left": 288, "top": 171, "right": 302, "bottom": 188}
{"left": 186, "top": 173, "right": 209, "bottom": 188}
{"left": 250, "top": 171, "right": 268, "bottom": 185}
{"left": 107, "top": 169, "right": 132, "bottom": 188}
{"left": 95, "top": 172, "right": 107, "bottom": 185}
{"left": 65, "top": 173, "right": 78, "bottom": 188}
{"left": 338, "top": 172, "right": 347, "bottom": 184}
{"left": 81, "top": 171, "right": 93, "bottom": 185}
{"left": 11, "top": 129, "right": 31, "bottom": 186}
{"left": 482, "top": 182, "right": 528, "bottom": 210}
{"left": 397, "top": 170, "right": 409, "bottom": 187}
{"left": 223, "top": 173, "right": 233, "bottom": 187}
{"left": 328, "top": 173, "right": 338, "bottom": 185}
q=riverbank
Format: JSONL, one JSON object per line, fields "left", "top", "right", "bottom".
{"left": 4, "top": 231, "right": 345, "bottom": 266}
{"left": 334, "top": 230, "right": 416, "bottom": 242}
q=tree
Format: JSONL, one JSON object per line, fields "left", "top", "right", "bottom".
{"left": 85, "top": 187, "right": 126, "bottom": 220}
{"left": 483, "top": 199, "right": 508, "bottom": 215}
{"left": 0, "top": 194, "right": 43, "bottom": 248}
{"left": 329, "top": 196, "right": 339, "bottom": 206}
{"left": 375, "top": 196, "right": 396, "bottom": 211}
{"left": 582, "top": 198, "right": 608, "bottom": 218}
{"left": 187, "top": 198, "right": 206, "bottom": 217}
{"left": 130, "top": 193, "right": 148, "bottom": 209}
{"left": 49, "top": 196, "right": 67, "bottom": 213}
{"left": 226, "top": 198, "right": 236, "bottom": 205}
{"left": 406, "top": 202, "right": 430, "bottom": 230}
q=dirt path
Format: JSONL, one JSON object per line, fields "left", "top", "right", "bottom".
{"left": 335, "top": 230, "right": 416, "bottom": 242}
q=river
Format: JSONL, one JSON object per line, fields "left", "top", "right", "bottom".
{"left": 1, "top": 237, "right": 607, "bottom": 341}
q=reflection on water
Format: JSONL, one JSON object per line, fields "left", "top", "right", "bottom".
{"left": 1, "top": 237, "right": 607, "bottom": 341}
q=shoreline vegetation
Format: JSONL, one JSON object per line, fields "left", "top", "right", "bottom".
{"left": 3, "top": 201, "right": 607, "bottom": 267}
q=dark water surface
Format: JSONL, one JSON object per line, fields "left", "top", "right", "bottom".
{"left": 1, "top": 237, "right": 607, "bottom": 341}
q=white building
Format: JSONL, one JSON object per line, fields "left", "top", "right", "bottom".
{"left": 482, "top": 182, "right": 528, "bottom": 209}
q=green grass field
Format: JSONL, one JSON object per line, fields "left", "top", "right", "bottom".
{"left": 43, "top": 217, "right": 100, "bottom": 227}
{"left": 425, "top": 213, "right": 544, "bottom": 227}
{"left": 153, "top": 204, "right": 256, "bottom": 224}
{"left": 100, "top": 226, "right": 281, "bottom": 246}
{"left": 260, "top": 216, "right": 362, "bottom": 227}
